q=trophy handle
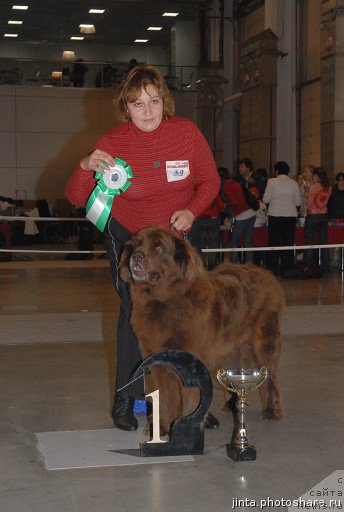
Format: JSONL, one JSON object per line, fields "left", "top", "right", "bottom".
{"left": 253, "top": 367, "right": 268, "bottom": 390}
{"left": 216, "top": 369, "right": 236, "bottom": 394}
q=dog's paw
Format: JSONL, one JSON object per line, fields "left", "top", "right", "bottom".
{"left": 262, "top": 407, "right": 283, "bottom": 421}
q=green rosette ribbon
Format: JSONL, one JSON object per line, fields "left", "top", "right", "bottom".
{"left": 86, "top": 157, "right": 133, "bottom": 232}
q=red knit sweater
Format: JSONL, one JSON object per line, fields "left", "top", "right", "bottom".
{"left": 65, "top": 116, "right": 219, "bottom": 234}
{"left": 222, "top": 179, "right": 250, "bottom": 216}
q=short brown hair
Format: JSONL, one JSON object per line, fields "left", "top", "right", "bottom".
{"left": 115, "top": 64, "right": 175, "bottom": 122}
{"left": 238, "top": 158, "right": 253, "bottom": 170}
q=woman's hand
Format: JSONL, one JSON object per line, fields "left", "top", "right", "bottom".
{"left": 170, "top": 209, "right": 195, "bottom": 232}
{"left": 80, "top": 150, "right": 115, "bottom": 174}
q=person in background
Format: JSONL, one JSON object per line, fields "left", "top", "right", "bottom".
{"left": 188, "top": 184, "right": 224, "bottom": 270}
{"left": 250, "top": 187, "right": 267, "bottom": 227}
{"left": 250, "top": 186, "right": 267, "bottom": 266}
{"left": 304, "top": 166, "right": 332, "bottom": 272}
{"left": 222, "top": 173, "right": 256, "bottom": 264}
{"left": 238, "top": 158, "right": 266, "bottom": 198}
{"left": 72, "top": 58, "right": 88, "bottom": 87}
{"left": 298, "top": 165, "right": 314, "bottom": 220}
{"left": 218, "top": 166, "right": 230, "bottom": 200}
{"left": 128, "top": 58, "right": 138, "bottom": 69}
{"left": 327, "top": 171, "right": 344, "bottom": 268}
{"left": 255, "top": 167, "right": 268, "bottom": 191}
{"left": 123, "top": 58, "right": 138, "bottom": 77}
{"left": 327, "top": 171, "right": 344, "bottom": 221}
{"left": 217, "top": 167, "right": 231, "bottom": 223}
{"left": 95, "top": 63, "right": 118, "bottom": 88}
{"left": 65, "top": 64, "right": 220, "bottom": 432}
{"left": 263, "top": 161, "right": 301, "bottom": 276}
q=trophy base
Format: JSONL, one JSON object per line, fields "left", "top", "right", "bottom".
{"left": 226, "top": 443, "right": 256, "bottom": 462}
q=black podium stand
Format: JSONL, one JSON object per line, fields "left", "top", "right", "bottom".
{"left": 135, "top": 349, "right": 213, "bottom": 457}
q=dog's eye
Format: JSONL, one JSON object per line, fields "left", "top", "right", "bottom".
{"left": 155, "top": 245, "right": 163, "bottom": 254}
{"left": 133, "top": 237, "right": 142, "bottom": 248}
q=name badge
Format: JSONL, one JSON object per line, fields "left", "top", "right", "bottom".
{"left": 166, "top": 160, "right": 190, "bottom": 182}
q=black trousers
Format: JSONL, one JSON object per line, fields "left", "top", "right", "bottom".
{"left": 187, "top": 216, "right": 221, "bottom": 270}
{"left": 267, "top": 216, "right": 297, "bottom": 273}
{"left": 304, "top": 213, "right": 329, "bottom": 270}
{"left": 103, "top": 218, "right": 144, "bottom": 399}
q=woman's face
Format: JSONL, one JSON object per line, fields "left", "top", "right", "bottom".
{"left": 126, "top": 85, "right": 163, "bottom": 132}
{"left": 303, "top": 167, "right": 313, "bottom": 182}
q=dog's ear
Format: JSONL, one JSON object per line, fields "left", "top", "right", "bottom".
{"left": 174, "top": 237, "right": 204, "bottom": 280}
{"left": 119, "top": 240, "right": 134, "bottom": 282}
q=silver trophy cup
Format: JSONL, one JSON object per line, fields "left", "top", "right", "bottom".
{"left": 217, "top": 367, "right": 268, "bottom": 461}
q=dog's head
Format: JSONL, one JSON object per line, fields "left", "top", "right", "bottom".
{"left": 119, "top": 225, "right": 204, "bottom": 286}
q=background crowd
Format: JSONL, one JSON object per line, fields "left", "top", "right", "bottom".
{"left": 192, "top": 158, "right": 344, "bottom": 277}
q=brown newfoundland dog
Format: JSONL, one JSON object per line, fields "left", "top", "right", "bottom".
{"left": 119, "top": 226, "right": 284, "bottom": 434}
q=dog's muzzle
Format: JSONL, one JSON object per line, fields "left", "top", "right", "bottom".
{"left": 130, "top": 251, "right": 145, "bottom": 279}
{"left": 129, "top": 251, "right": 160, "bottom": 284}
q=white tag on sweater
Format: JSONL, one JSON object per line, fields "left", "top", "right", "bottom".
{"left": 166, "top": 160, "right": 190, "bottom": 182}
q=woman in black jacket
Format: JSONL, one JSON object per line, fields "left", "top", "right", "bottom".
{"left": 328, "top": 172, "right": 344, "bottom": 220}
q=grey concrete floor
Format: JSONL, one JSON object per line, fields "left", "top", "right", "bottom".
{"left": 0, "top": 260, "right": 343, "bottom": 512}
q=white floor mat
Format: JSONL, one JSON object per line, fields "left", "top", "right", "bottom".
{"left": 36, "top": 428, "right": 194, "bottom": 470}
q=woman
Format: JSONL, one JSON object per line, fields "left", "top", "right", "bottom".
{"left": 304, "top": 167, "right": 332, "bottom": 272}
{"left": 298, "top": 164, "right": 314, "bottom": 220}
{"left": 65, "top": 65, "right": 220, "bottom": 431}
{"left": 222, "top": 173, "right": 256, "bottom": 264}
{"left": 263, "top": 161, "right": 301, "bottom": 276}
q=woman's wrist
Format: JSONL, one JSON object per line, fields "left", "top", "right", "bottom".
{"left": 79, "top": 158, "right": 91, "bottom": 172}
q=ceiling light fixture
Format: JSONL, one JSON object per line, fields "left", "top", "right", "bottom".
{"left": 80, "top": 24, "right": 95, "bottom": 34}
{"left": 8, "top": 20, "right": 23, "bottom": 24}
{"left": 62, "top": 50, "right": 75, "bottom": 59}
{"left": 89, "top": 9, "right": 105, "bottom": 14}
{"left": 162, "top": 12, "right": 179, "bottom": 17}
{"left": 134, "top": 39, "right": 148, "bottom": 43}
{"left": 71, "top": 36, "right": 84, "bottom": 40}
{"left": 12, "top": 5, "right": 28, "bottom": 10}
{"left": 4, "top": 33, "right": 18, "bottom": 37}
{"left": 51, "top": 71, "right": 62, "bottom": 79}
{"left": 147, "top": 27, "right": 162, "bottom": 31}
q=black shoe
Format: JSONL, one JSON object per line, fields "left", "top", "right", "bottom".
{"left": 204, "top": 411, "right": 220, "bottom": 429}
{"left": 112, "top": 394, "right": 138, "bottom": 431}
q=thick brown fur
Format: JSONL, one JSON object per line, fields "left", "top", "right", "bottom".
{"left": 119, "top": 225, "right": 285, "bottom": 434}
